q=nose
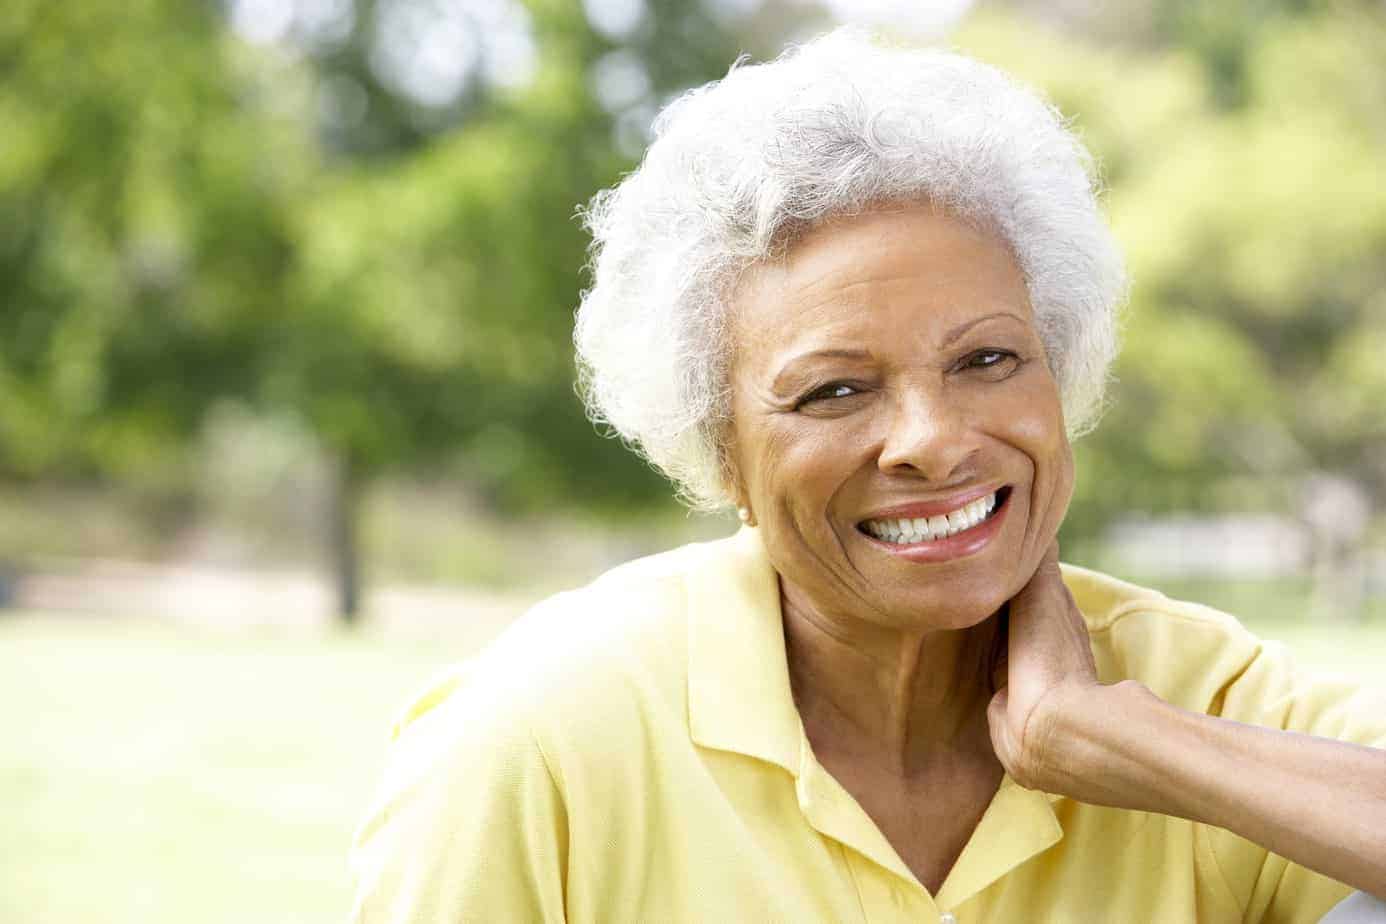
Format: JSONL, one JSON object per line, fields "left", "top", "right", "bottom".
{"left": 876, "top": 387, "right": 977, "bottom": 482}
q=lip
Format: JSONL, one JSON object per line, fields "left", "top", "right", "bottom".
{"left": 857, "top": 485, "right": 1012, "bottom": 563}
{"left": 859, "top": 483, "right": 1007, "bottom": 523}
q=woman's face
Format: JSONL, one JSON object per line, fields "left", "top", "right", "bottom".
{"left": 726, "top": 202, "right": 1074, "bottom": 630}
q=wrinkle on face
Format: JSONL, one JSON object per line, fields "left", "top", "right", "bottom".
{"left": 723, "top": 202, "right": 1074, "bottom": 761}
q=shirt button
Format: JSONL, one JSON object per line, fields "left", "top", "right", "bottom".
{"left": 940, "top": 914, "right": 957, "bottom": 924}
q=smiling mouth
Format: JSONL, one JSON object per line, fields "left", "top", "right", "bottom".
{"left": 857, "top": 486, "right": 1011, "bottom": 545}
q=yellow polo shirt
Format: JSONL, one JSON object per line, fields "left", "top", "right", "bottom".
{"left": 350, "top": 527, "right": 1386, "bottom": 923}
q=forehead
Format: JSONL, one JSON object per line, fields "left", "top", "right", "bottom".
{"left": 731, "top": 203, "right": 1033, "bottom": 360}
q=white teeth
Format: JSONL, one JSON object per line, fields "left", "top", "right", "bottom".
{"left": 862, "top": 491, "right": 1000, "bottom": 545}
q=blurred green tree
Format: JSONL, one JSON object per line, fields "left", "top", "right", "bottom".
{"left": 256, "top": 0, "right": 757, "bottom": 619}
{"left": 8, "top": 0, "right": 1383, "bottom": 622}
{"left": 0, "top": 0, "right": 308, "bottom": 499}
{"left": 960, "top": 7, "right": 1386, "bottom": 596}
{"left": 1, "top": 0, "right": 752, "bottom": 620}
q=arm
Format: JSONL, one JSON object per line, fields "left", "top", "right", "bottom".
{"left": 1039, "top": 678, "right": 1386, "bottom": 900}
{"left": 987, "top": 544, "right": 1386, "bottom": 902}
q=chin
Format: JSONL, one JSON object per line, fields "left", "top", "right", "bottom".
{"left": 876, "top": 585, "right": 1009, "bottom": 632}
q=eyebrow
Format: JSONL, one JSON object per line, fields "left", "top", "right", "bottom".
{"left": 770, "top": 348, "right": 873, "bottom": 394}
{"left": 941, "top": 311, "right": 1027, "bottom": 346}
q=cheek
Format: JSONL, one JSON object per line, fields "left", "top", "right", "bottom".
{"left": 1046, "top": 437, "right": 1076, "bottom": 526}
{"left": 998, "top": 375, "right": 1068, "bottom": 468}
{"left": 1003, "top": 383, "right": 1073, "bottom": 532}
{"left": 743, "top": 416, "right": 871, "bottom": 532}
{"left": 729, "top": 412, "right": 813, "bottom": 507}
{"left": 757, "top": 421, "right": 842, "bottom": 503}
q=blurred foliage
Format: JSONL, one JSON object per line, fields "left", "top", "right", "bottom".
{"left": 957, "top": 2, "right": 1386, "bottom": 543}
{"left": 0, "top": 1, "right": 308, "bottom": 491}
{"left": 1, "top": 0, "right": 1384, "bottom": 575}
{"left": 0, "top": 0, "right": 747, "bottom": 514}
{"left": 275, "top": 0, "right": 754, "bottom": 513}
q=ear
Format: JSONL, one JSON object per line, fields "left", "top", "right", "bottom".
{"left": 721, "top": 456, "right": 758, "bottom": 528}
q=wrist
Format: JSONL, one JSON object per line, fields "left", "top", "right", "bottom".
{"left": 1030, "top": 679, "right": 1180, "bottom": 811}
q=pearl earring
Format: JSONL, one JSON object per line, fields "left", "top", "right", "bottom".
{"left": 737, "top": 506, "right": 754, "bottom": 526}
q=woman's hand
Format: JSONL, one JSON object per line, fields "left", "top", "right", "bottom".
{"left": 985, "top": 546, "right": 1386, "bottom": 899}
{"left": 986, "top": 542, "right": 1104, "bottom": 793}
{"left": 982, "top": 545, "right": 1386, "bottom": 902}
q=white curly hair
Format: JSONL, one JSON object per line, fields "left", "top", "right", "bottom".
{"left": 575, "top": 28, "right": 1126, "bottom": 510}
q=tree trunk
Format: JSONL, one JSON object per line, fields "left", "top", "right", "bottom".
{"left": 331, "top": 453, "right": 365, "bottom": 626}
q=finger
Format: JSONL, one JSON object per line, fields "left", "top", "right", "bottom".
{"left": 1006, "top": 543, "right": 1097, "bottom": 678}
{"left": 986, "top": 687, "right": 1017, "bottom": 765}
{"left": 1010, "top": 550, "right": 1061, "bottom": 621}
{"left": 987, "top": 686, "right": 1008, "bottom": 728}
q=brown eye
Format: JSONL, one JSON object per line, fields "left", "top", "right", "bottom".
{"left": 797, "top": 382, "right": 860, "bottom": 408}
{"left": 960, "top": 349, "right": 1019, "bottom": 375}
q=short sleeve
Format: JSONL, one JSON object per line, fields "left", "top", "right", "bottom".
{"left": 1203, "top": 638, "right": 1386, "bottom": 924}
{"left": 349, "top": 667, "right": 569, "bottom": 923}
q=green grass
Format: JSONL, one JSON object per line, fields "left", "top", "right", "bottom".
{"left": 0, "top": 616, "right": 467, "bottom": 924}
{"left": 2, "top": 594, "right": 1383, "bottom": 924}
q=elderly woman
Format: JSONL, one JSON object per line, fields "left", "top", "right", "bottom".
{"left": 350, "top": 30, "right": 1386, "bottom": 923}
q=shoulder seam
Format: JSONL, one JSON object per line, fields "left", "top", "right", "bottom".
{"left": 1086, "top": 596, "right": 1248, "bottom": 636}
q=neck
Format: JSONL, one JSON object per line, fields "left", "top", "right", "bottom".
{"left": 780, "top": 577, "right": 1002, "bottom": 780}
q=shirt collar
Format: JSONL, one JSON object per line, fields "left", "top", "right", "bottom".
{"left": 686, "top": 525, "right": 1064, "bottom": 904}
{"left": 686, "top": 525, "right": 802, "bottom": 774}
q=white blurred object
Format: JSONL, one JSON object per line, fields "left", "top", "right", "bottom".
{"left": 583, "top": 0, "right": 647, "bottom": 40}
{"left": 1301, "top": 474, "right": 1371, "bottom": 544}
{"left": 1321, "top": 891, "right": 1386, "bottom": 923}
{"left": 1301, "top": 474, "right": 1372, "bottom": 623}
{"left": 227, "top": 0, "right": 358, "bottom": 49}
{"left": 228, "top": 0, "right": 296, "bottom": 45}
{"left": 591, "top": 49, "right": 652, "bottom": 113}
{"left": 1104, "top": 514, "right": 1311, "bottom": 580}
{"left": 810, "top": 0, "right": 975, "bottom": 38}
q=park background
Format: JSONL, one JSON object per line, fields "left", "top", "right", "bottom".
{"left": 3, "top": 0, "right": 1385, "bottom": 921}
